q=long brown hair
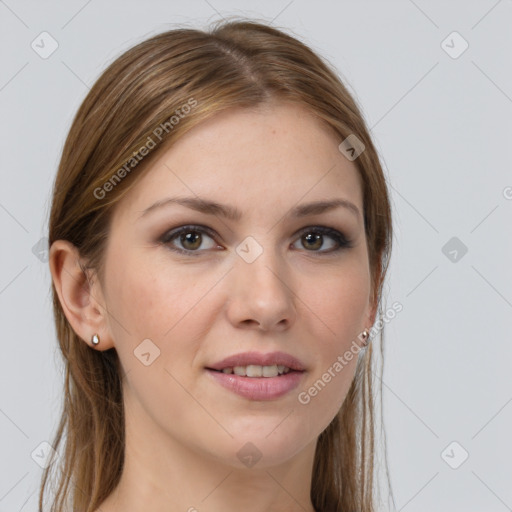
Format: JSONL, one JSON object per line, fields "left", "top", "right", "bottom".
{"left": 41, "top": 18, "right": 393, "bottom": 512}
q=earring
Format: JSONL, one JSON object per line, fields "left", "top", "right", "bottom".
{"left": 360, "top": 329, "right": 370, "bottom": 347}
{"left": 91, "top": 333, "right": 100, "bottom": 346}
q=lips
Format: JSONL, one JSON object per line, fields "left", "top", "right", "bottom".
{"left": 206, "top": 351, "right": 306, "bottom": 372}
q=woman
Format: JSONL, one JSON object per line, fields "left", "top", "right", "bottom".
{"left": 41, "top": 18, "right": 393, "bottom": 512}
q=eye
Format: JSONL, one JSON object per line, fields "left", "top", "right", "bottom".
{"left": 291, "top": 226, "right": 352, "bottom": 254}
{"left": 159, "top": 225, "right": 222, "bottom": 256}
{"left": 159, "top": 224, "right": 352, "bottom": 256}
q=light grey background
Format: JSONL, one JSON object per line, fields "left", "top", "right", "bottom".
{"left": 1, "top": 1, "right": 511, "bottom": 511}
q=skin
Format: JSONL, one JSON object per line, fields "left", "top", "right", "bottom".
{"left": 50, "top": 101, "right": 377, "bottom": 512}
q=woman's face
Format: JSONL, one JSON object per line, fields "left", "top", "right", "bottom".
{"left": 99, "top": 102, "right": 375, "bottom": 468}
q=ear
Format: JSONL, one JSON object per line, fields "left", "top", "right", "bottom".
{"left": 49, "top": 240, "right": 115, "bottom": 351}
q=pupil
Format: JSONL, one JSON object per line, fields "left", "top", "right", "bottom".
{"left": 303, "top": 233, "right": 322, "bottom": 250}
{"left": 182, "top": 232, "right": 201, "bottom": 250}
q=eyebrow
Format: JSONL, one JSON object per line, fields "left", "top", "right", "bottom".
{"left": 138, "top": 196, "right": 361, "bottom": 221}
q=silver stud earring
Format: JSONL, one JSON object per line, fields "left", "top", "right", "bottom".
{"left": 360, "top": 329, "right": 370, "bottom": 347}
{"left": 91, "top": 333, "right": 100, "bottom": 346}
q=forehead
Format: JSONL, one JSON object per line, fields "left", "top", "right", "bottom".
{"left": 113, "top": 102, "right": 363, "bottom": 223}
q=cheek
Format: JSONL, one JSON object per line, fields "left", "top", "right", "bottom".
{"left": 107, "top": 269, "right": 174, "bottom": 342}
{"left": 102, "top": 257, "right": 217, "bottom": 420}
{"left": 104, "top": 251, "right": 222, "bottom": 365}
{"left": 106, "top": 247, "right": 175, "bottom": 334}
{"left": 294, "top": 264, "right": 369, "bottom": 420}
{"left": 302, "top": 262, "right": 370, "bottom": 342}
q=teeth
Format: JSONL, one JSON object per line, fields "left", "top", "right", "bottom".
{"left": 247, "top": 365, "right": 264, "bottom": 377}
{"left": 222, "top": 365, "right": 291, "bottom": 377}
{"left": 262, "top": 365, "right": 279, "bottom": 377}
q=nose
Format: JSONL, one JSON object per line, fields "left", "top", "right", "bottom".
{"left": 225, "top": 247, "right": 297, "bottom": 332}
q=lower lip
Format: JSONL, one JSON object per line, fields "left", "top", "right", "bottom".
{"left": 205, "top": 369, "right": 305, "bottom": 400}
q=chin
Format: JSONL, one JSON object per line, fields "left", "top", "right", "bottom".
{"left": 205, "top": 429, "right": 311, "bottom": 470}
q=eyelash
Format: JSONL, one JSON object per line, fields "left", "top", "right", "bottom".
{"left": 159, "top": 224, "right": 353, "bottom": 257}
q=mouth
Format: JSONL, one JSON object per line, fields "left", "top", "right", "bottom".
{"left": 204, "top": 350, "right": 307, "bottom": 400}
{"left": 205, "top": 364, "right": 301, "bottom": 378}
{"left": 204, "top": 366, "right": 306, "bottom": 400}
{"left": 206, "top": 350, "right": 307, "bottom": 373}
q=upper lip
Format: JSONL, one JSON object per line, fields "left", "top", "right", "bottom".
{"left": 206, "top": 351, "right": 306, "bottom": 371}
